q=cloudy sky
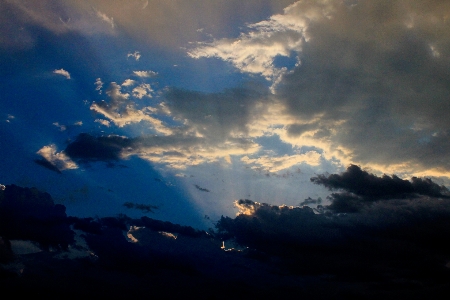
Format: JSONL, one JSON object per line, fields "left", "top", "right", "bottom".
{"left": 1, "top": 0, "right": 450, "bottom": 296}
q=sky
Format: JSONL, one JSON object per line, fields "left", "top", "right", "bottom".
{"left": 2, "top": 0, "right": 450, "bottom": 297}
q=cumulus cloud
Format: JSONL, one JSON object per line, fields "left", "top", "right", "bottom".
{"left": 188, "top": 0, "right": 335, "bottom": 85}
{"left": 311, "top": 164, "right": 450, "bottom": 213}
{"left": 132, "top": 83, "right": 153, "bottom": 99}
{"left": 36, "top": 144, "right": 78, "bottom": 172}
{"left": 121, "top": 79, "right": 135, "bottom": 86}
{"left": 62, "top": 133, "right": 256, "bottom": 169}
{"left": 78, "top": 82, "right": 324, "bottom": 171}
{"left": 274, "top": 1, "right": 450, "bottom": 176}
{"left": 90, "top": 82, "right": 171, "bottom": 133}
{"left": 133, "top": 70, "right": 157, "bottom": 78}
{"left": 311, "top": 164, "right": 450, "bottom": 200}
{"left": 53, "top": 68, "right": 71, "bottom": 79}
{"left": 187, "top": 0, "right": 450, "bottom": 177}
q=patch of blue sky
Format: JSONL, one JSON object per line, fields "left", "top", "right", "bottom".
{"left": 254, "top": 134, "right": 294, "bottom": 156}
{"left": 272, "top": 52, "right": 299, "bottom": 70}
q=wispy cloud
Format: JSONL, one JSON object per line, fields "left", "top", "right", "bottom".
{"left": 94, "top": 78, "right": 103, "bottom": 94}
{"left": 53, "top": 68, "right": 71, "bottom": 79}
{"left": 94, "top": 9, "right": 114, "bottom": 29}
{"left": 133, "top": 70, "right": 157, "bottom": 78}
{"left": 127, "top": 51, "right": 141, "bottom": 61}
{"left": 95, "top": 119, "right": 110, "bottom": 127}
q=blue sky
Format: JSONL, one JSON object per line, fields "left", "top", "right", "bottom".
{"left": 2, "top": 1, "right": 450, "bottom": 296}
{"left": 3, "top": 0, "right": 450, "bottom": 228}
{"left": 2, "top": 0, "right": 450, "bottom": 230}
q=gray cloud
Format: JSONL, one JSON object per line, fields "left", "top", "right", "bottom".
{"left": 123, "top": 202, "right": 158, "bottom": 213}
{"left": 186, "top": 0, "right": 450, "bottom": 176}
{"left": 34, "top": 158, "right": 62, "bottom": 174}
{"left": 310, "top": 164, "right": 450, "bottom": 213}
{"left": 90, "top": 82, "right": 171, "bottom": 133}
{"left": 64, "top": 133, "right": 131, "bottom": 162}
{"left": 1, "top": 0, "right": 296, "bottom": 51}
{"left": 0, "top": 184, "right": 75, "bottom": 250}
{"left": 2, "top": 183, "right": 450, "bottom": 297}
{"left": 311, "top": 164, "right": 450, "bottom": 200}
{"left": 163, "top": 85, "right": 269, "bottom": 142}
{"left": 194, "top": 184, "right": 210, "bottom": 192}
{"left": 274, "top": 0, "right": 450, "bottom": 174}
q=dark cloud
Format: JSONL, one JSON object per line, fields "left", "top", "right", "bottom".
{"left": 2, "top": 183, "right": 450, "bottom": 298}
{"left": 310, "top": 165, "right": 450, "bottom": 212}
{"left": 311, "top": 164, "right": 450, "bottom": 200}
{"left": 216, "top": 197, "right": 450, "bottom": 290}
{"left": 299, "top": 196, "right": 322, "bottom": 206}
{"left": 164, "top": 85, "right": 269, "bottom": 142}
{"left": 274, "top": 0, "right": 450, "bottom": 172}
{"left": 34, "top": 158, "right": 62, "bottom": 174}
{"left": 0, "top": 237, "right": 13, "bottom": 264}
{"left": 123, "top": 202, "right": 158, "bottom": 213}
{"left": 0, "top": 185, "right": 74, "bottom": 250}
{"left": 132, "top": 216, "right": 208, "bottom": 239}
{"left": 194, "top": 184, "right": 210, "bottom": 192}
{"left": 64, "top": 133, "right": 131, "bottom": 162}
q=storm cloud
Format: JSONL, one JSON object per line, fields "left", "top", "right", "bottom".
{"left": 2, "top": 182, "right": 450, "bottom": 298}
{"left": 0, "top": 185, "right": 74, "bottom": 250}
{"left": 311, "top": 164, "right": 450, "bottom": 200}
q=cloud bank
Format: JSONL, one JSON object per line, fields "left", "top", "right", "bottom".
{"left": 2, "top": 168, "right": 450, "bottom": 298}
{"left": 188, "top": 0, "right": 450, "bottom": 177}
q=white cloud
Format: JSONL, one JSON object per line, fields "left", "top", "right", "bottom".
{"left": 127, "top": 51, "right": 141, "bottom": 61}
{"left": 187, "top": 1, "right": 333, "bottom": 85}
{"left": 37, "top": 144, "right": 78, "bottom": 171}
{"left": 53, "top": 68, "right": 71, "bottom": 79}
{"left": 133, "top": 83, "right": 153, "bottom": 99}
{"left": 241, "top": 151, "right": 322, "bottom": 173}
{"left": 94, "top": 78, "right": 103, "bottom": 94}
{"left": 133, "top": 70, "right": 157, "bottom": 78}
{"left": 5, "top": 114, "right": 15, "bottom": 123}
{"left": 122, "top": 79, "right": 136, "bottom": 86}
{"left": 90, "top": 82, "right": 171, "bottom": 134}
{"left": 95, "top": 119, "right": 110, "bottom": 127}
{"left": 53, "top": 122, "right": 67, "bottom": 131}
